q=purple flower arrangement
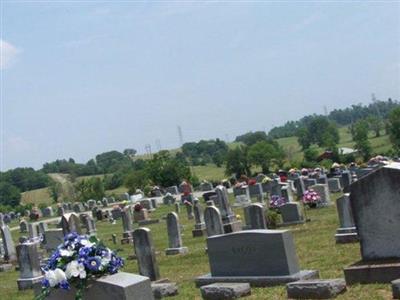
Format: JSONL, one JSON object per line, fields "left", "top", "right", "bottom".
{"left": 302, "top": 189, "right": 321, "bottom": 204}
{"left": 269, "top": 195, "right": 286, "bottom": 209}
{"left": 36, "top": 232, "right": 123, "bottom": 300}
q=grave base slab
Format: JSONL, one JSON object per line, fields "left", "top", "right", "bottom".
{"left": 138, "top": 219, "right": 160, "bottom": 226}
{"left": 223, "top": 221, "right": 242, "bottom": 234}
{"left": 0, "top": 263, "right": 13, "bottom": 272}
{"left": 152, "top": 279, "right": 178, "bottom": 299}
{"left": 200, "top": 282, "right": 251, "bottom": 300}
{"left": 277, "top": 220, "right": 305, "bottom": 227}
{"left": 195, "top": 270, "right": 319, "bottom": 287}
{"left": 192, "top": 228, "right": 207, "bottom": 237}
{"left": 286, "top": 278, "right": 346, "bottom": 299}
{"left": 335, "top": 232, "right": 358, "bottom": 244}
{"left": 344, "top": 260, "right": 400, "bottom": 284}
{"left": 17, "top": 275, "right": 44, "bottom": 290}
{"left": 165, "top": 247, "right": 188, "bottom": 255}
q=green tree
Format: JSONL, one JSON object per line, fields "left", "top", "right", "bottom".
{"left": 388, "top": 107, "right": 400, "bottom": 154}
{"left": 74, "top": 178, "right": 104, "bottom": 201}
{"left": 123, "top": 148, "right": 137, "bottom": 157}
{"left": 235, "top": 131, "right": 268, "bottom": 146}
{"left": 352, "top": 120, "right": 372, "bottom": 160}
{"left": 145, "top": 151, "right": 192, "bottom": 187}
{"left": 225, "top": 146, "right": 251, "bottom": 178}
{"left": 95, "top": 150, "right": 131, "bottom": 173}
{"left": 124, "top": 170, "right": 150, "bottom": 194}
{"left": 303, "top": 147, "right": 319, "bottom": 162}
{"left": 296, "top": 116, "right": 339, "bottom": 150}
{"left": 0, "top": 182, "right": 21, "bottom": 206}
{"left": 247, "top": 140, "right": 285, "bottom": 173}
{"left": 366, "top": 116, "right": 382, "bottom": 137}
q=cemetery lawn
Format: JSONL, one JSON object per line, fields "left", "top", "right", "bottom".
{"left": 3, "top": 195, "right": 392, "bottom": 300}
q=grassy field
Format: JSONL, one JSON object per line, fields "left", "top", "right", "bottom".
{"left": 277, "top": 127, "right": 392, "bottom": 162}
{"left": 20, "top": 188, "right": 52, "bottom": 206}
{"left": 2, "top": 194, "right": 392, "bottom": 300}
{"left": 191, "top": 164, "right": 226, "bottom": 182}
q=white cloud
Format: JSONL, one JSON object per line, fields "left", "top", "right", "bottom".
{"left": 0, "top": 39, "right": 21, "bottom": 69}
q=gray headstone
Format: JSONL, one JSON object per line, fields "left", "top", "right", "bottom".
{"left": 16, "top": 242, "right": 43, "bottom": 290}
{"left": 19, "top": 220, "right": 28, "bottom": 233}
{"left": 28, "top": 222, "right": 38, "bottom": 239}
{"left": 61, "top": 213, "right": 82, "bottom": 235}
{"left": 57, "top": 206, "right": 64, "bottom": 217}
{"left": 165, "top": 212, "right": 187, "bottom": 255}
{"left": 311, "top": 184, "right": 331, "bottom": 206}
{"left": 280, "top": 203, "right": 304, "bottom": 224}
{"left": 214, "top": 185, "right": 235, "bottom": 223}
{"left": 166, "top": 186, "right": 179, "bottom": 195}
{"left": 121, "top": 206, "right": 133, "bottom": 233}
{"left": 350, "top": 163, "right": 400, "bottom": 260}
{"left": 206, "top": 230, "right": 300, "bottom": 277}
{"left": 42, "top": 207, "right": 54, "bottom": 217}
{"left": 185, "top": 203, "right": 194, "bottom": 220}
{"left": 328, "top": 178, "right": 342, "bottom": 193}
{"left": 336, "top": 194, "right": 355, "bottom": 229}
{"left": 43, "top": 229, "right": 64, "bottom": 253}
{"left": 87, "top": 199, "right": 96, "bottom": 209}
{"left": 37, "top": 222, "right": 48, "bottom": 236}
{"left": 0, "top": 225, "right": 17, "bottom": 262}
{"left": 244, "top": 204, "right": 267, "bottom": 229}
{"left": 133, "top": 227, "right": 160, "bottom": 281}
{"left": 204, "top": 206, "right": 224, "bottom": 237}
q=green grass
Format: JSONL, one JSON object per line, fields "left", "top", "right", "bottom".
{"left": 20, "top": 188, "right": 52, "bottom": 206}
{"left": 192, "top": 164, "right": 227, "bottom": 182}
{"left": 2, "top": 193, "right": 393, "bottom": 300}
{"left": 277, "top": 127, "right": 392, "bottom": 163}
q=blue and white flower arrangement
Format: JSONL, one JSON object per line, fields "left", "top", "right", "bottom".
{"left": 36, "top": 232, "right": 124, "bottom": 300}
{"left": 269, "top": 195, "right": 286, "bottom": 209}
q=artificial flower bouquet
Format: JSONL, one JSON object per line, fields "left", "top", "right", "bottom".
{"left": 302, "top": 189, "right": 321, "bottom": 207}
{"left": 36, "top": 232, "right": 123, "bottom": 300}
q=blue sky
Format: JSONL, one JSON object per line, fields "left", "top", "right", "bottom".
{"left": 1, "top": 1, "right": 400, "bottom": 170}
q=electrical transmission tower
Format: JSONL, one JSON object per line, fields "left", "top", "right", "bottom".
{"left": 145, "top": 144, "right": 152, "bottom": 158}
{"left": 177, "top": 125, "right": 184, "bottom": 146}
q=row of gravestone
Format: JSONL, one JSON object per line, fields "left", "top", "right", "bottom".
{"left": 7, "top": 163, "right": 400, "bottom": 299}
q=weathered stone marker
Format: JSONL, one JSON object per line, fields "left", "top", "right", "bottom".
{"left": 192, "top": 202, "right": 206, "bottom": 237}
{"left": 165, "top": 212, "right": 188, "bottom": 255}
{"left": 17, "top": 242, "right": 43, "bottom": 290}
{"left": 335, "top": 193, "right": 358, "bottom": 243}
{"left": 344, "top": 163, "right": 400, "bottom": 284}
{"left": 61, "top": 213, "right": 82, "bottom": 235}
{"left": 0, "top": 225, "right": 17, "bottom": 262}
{"left": 244, "top": 204, "right": 267, "bottom": 230}
{"left": 133, "top": 227, "right": 160, "bottom": 281}
{"left": 121, "top": 206, "right": 133, "bottom": 244}
{"left": 204, "top": 206, "right": 224, "bottom": 237}
{"left": 286, "top": 278, "right": 346, "bottom": 299}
